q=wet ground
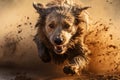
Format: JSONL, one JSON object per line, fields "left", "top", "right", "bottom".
{"left": 0, "top": 67, "right": 119, "bottom": 80}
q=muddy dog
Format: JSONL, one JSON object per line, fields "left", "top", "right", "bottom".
{"left": 33, "top": 0, "right": 91, "bottom": 75}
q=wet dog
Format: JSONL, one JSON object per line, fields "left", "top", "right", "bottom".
{"left": 33, "top": 0, "right": 91, "bottom": 75}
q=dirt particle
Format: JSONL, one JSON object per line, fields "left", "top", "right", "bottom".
{"left": 18, "top": 29, "right": 22, "bottom": 34}
{"left": 99, "top": 24, "right": 103, "bottom": 26}
{"left": 108, "top": 45, "right": 117, "bottom": 49}
{"left": 110, "top": 2, "right": 112, "bottom": 4}
{"left": 27, "top": 17, "right": 29, "bottom": 20}
{"left": 89, "top": 42, "right": 97, "bottom": 46}
{"left": 93, "top": 21, "right": 99, "bottom": 25}
{"left": 109, "top": 34, "right": 113, "bottom": 40}
{"left": 103, "top": 26, "right": 109, "bottom": 31}
{"left": 17, "top": 24, "right": 22, "bottom": 28}
{"left": 97, "top": 54, "right": 102, "bottom": 56}
{"left": 106, "top": 0, "right": 113, "bottom": 4}
{"left": 24, "top": 23, "right": 27, "bottom": 25}
{"left": 106, "top": 52, "right": 110, "bottom": 56}
{"left": 29, "top": 22, "right": 32, "bottom": 25}
{"left": 99, "top": 60, "right": 102, "bottom": 63}
{"left": 109, "top": 19, "right": 112, "bottom": 21}
{"left": 106, "top": 0, "right": 108, "bottom": 2}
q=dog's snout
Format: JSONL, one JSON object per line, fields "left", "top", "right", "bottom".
{"left": 54, "top": 36, "right": 64, "bottom": 45}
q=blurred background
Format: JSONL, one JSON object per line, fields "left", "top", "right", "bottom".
{"left": 0, "top": 0, "right": 120, "bottom": 80}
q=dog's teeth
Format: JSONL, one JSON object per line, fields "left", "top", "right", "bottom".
{"left": 54, "top": 46, "right": 63, "bottom": 53}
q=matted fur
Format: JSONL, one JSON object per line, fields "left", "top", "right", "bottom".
{"left": 33, "top": 0, "right": 91, "bottom": 75}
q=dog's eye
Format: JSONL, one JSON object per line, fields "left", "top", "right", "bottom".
{"left": 49, "top": 23, "right": 55, "bottom": 28}
{"left": 64, "top": 23, "right": 70, "bottom": 29}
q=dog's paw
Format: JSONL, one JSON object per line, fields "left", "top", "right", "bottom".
{"left": 63, "top": 65, "right": 79, "bottom": 75}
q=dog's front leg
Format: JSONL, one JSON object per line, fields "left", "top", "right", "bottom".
{"left": 63, "top": 55, "right": 88, "bottom": 75}
{"left": 33, "top": 35, "right": 51, "bottom": 63}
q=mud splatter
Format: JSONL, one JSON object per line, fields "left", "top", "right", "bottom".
{"left": 108, "top": 44, "right": 117, "bottom": 49}
{"left": 17, "top": 25, "right": 22, "bottom": 28}
{"left": 109, "top": 34, "right": 113, "bottom": 40}
{"left": 106, "top": 0, "right": 113, "bottom": 4}
{"left": 18, "top": 29, "right": 22, "bottom": 34}
{"left": 3, "top": 34, "right": 18, "bottom": 57}
{"left": 0, "top": 0, "right": 120, "bottom": 79}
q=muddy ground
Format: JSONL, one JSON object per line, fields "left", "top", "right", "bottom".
{"left": 0, "top": 0, "right": 120, "bottom": 80}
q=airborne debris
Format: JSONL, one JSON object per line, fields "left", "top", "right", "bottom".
{"left": 109, "top": 34, "right": 113, "bottom": 40}
{"left": 108, "top": 45, "right": 117, "bottom": 49}
{"left": 27, "top": 17, "right": 29, "bottom": 20}
{"left": 24, "top": 23, "right": 27, "bottom": 25}
{"left": 18, "top": 29, "right": 22, "bottom": 34}
{"left": 17, "top": 24, "right": 22, "bottom": 28}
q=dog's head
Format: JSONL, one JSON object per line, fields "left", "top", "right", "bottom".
{"left": 33, "top": 0, "right": 90, "bottom": 54}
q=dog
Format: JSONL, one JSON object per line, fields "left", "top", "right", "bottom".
{"left": 33, "top": 0, "right": 91, "bottom": 75}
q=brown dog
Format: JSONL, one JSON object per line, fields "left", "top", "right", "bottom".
{"left": 33, "top": 0, "right": 91, "bottom": 75}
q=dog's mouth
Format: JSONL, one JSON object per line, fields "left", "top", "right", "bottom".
{"left": 54, "top": 45, "right": 67, "bottom": 54}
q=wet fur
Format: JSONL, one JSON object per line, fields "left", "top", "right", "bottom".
{"left": 34, "top": 0, "right": 90, "bottom": 75}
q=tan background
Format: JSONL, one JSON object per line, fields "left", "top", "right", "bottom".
{"left": 0, "top": 0, "right": 120, "bottom": 77}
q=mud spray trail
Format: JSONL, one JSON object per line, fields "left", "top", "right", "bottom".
{"left": 0, "top": 0, "right": 120, "bottom": 80}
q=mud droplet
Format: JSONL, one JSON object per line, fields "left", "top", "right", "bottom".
{"left": 109, "top": 34, "right": 113, "bottom": 40}
{"left": 17, "top": 24, "right": 22, "bottom": 28}
{"left": 24, "top": 23, "right": 27, "bottom": 25}
{"left": 108, "top": 45, "right": 117, "bottom": 49}
{"left": 29, "top": 22, "right": 32, "bottom": 25}
{"left": 27, "top": 17, "right": 29, "bottom": 20}
{"left": 99, "top": 60, "right": 102, "bottom": 63}
{"left": 18, "top": 29, "right": 22, "bottom": 34}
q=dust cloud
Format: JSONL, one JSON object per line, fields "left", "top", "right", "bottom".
{"left": 0, "top": 0, "right": 120, "bottom": 79}
{"left": 81, "top": 0, "right": 120, "bottom": 74}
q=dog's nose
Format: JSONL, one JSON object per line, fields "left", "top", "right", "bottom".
{"left": 54, "top": 36, "right": 63, "bottom": 45}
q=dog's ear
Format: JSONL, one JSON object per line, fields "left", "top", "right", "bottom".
{"left": 78, "top": 6, "right": 90, "bottom": 12}
{"left": 72, "top": 6, "right": 90, "bottom": 15}
{"left": 73, "top": 6, "right": 90, "bottom": 30}
{"left": 33, "top": 2, "right": 45, "bottom": 15}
